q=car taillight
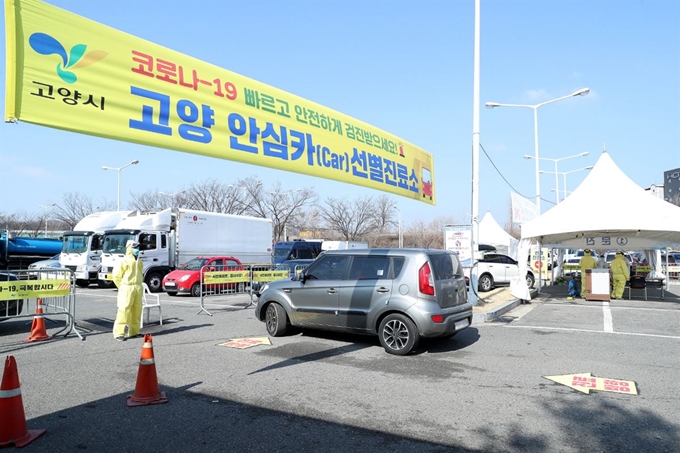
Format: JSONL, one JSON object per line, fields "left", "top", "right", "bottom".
{"left": 419, "top": 262, "right": 435, "bottom": 295}
{"left": 431, "top": 314, "right": 444, "bottom": 323}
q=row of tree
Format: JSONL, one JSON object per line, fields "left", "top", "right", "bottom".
{"left": 1, "top": 177, "right": 467, "bottom": 249}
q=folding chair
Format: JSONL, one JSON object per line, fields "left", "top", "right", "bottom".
{"left": 141, "top": 282, "right": 163, "bottom": 327}
{"left": 627, "top": 275, "right": 647, "bottom": 301}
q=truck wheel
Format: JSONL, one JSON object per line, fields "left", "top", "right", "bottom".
{"left": 478, "top": 274, "right": 494, "bottom": 292}
{"left": 75, "top": 279, "right": 90, "bottom": 288}
{"left": 98, "top": 280, "right": 115, "bottom": 289}
{"left": 145, "top": 272, "right": 163, "bottom": 293}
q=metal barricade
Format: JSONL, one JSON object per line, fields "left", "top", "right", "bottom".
{"left": 0, "top": 268, "right": 83, "bottom": 340}
{"left": 197, "top": 263, "right": 254, "bottom": 316}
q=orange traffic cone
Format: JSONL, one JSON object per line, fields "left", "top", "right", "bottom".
{"left": 23, "top": 299, "right": 50, "bottom": 343}
{"left": 0, "top": 356, "right": 46, "bottom": 447}
{"left": 127, "top": 334, "right": 168, "bottom": 407}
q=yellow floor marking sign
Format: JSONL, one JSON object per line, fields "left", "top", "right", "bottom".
{"left": 218, "top": 337, "right": 271, "bottom": 349}
{"left": 544, "top": 373, "right": 638, "bottom": 395}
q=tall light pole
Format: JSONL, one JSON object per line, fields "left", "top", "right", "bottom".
{"left": 394, "top": 207, "right": 403, "bottom": 248}
{"left": 485, "top": 87, "right": 589, "bottom": 212}
{"left": 269, "top": 188, "right": 301, "bottom": 241}
{"left": 528, "top": 152, "right": 589, "bottom": 204}
{"left": 38, "top": 203, "right": 56, "bottom": 237}
{"left": 102, "top": 160, "right": 139, "bottom": 211}
{"left": 561, "top": 166, "right": 593, "bottom": 201}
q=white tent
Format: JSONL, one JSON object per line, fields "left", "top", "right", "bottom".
{"left": 512, "top": 151, "right": 680, "bottom": 300}
{"left": 478, "top": 211, "right": 518, "bottom": 257}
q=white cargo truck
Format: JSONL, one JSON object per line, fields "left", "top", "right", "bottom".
{"left": 98, "top": 208, "right": 273, "bottom": 292}
{"left": 320, "top": 241, "right": 369, "bottom": 251}
{"left": 60, "top": 211, "right": 133, "bottom": 287}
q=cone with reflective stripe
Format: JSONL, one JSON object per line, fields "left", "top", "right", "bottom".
{"left": 0, "top": 356, "right": 46, "bottom": 447}
{"left": 127, "top": 334, "right": 168, "bottom": 407}
{"left": 23, "top": 298, "right": 50, "bottom": 342}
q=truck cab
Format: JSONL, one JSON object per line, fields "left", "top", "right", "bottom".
{"left": 98, "top": 229, "right": 172, "bottom": 292}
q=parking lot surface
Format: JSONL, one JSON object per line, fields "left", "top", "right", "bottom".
{"left": 1, "top": 285, "right": 679, "bottom": 452}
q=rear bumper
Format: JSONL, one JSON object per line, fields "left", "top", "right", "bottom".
{"left": 408, "top": 303, "right": 473, "bottom": 337}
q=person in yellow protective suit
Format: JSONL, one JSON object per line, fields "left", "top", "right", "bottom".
{"left": 578, "top": 249, "right": 597, "bottom": 298}
{"left": 610, "top": 251, "right": 630, "bottom": 299}
{"left": 112, "top": 240, "right": 144, "bottom": 341}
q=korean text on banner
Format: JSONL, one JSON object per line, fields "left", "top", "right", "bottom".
{"left": 4, "top": 0, "right": 435, "bottom": 205}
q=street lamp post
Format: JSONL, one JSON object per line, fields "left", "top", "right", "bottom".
{"left": 485, "top": 88, "right": 589, "bottom": 212}
{"left": 394, "top": 207, "right": 402, "bottom": 248}
{"left": 561, "top": 166, "right": 594, "bottom": 201}
{"left": 528, "top": 152, "right": 589, "bottom": 204}
{"left": 102, "top": 160, "right": 139, "bottom": 211}
{"left": 38, "top": 203, "right": 56, "bottom": 237}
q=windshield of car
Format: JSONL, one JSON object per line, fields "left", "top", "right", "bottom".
{"left": 181, "top": 258, "right": 210, "bottom": 270}
{"left": 62, "top": 235, "right": 89, "bottom": 253}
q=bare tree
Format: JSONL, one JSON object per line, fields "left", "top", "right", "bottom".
{"left": 317, "top": 196, "right": 377, "bottom": 241}
{"left": 51, "top": 193, "right": 114, "bottom": 229}
{"left": 373, "top": 195, "right": 398, "bottom": 233}
{"left": 251, "top": 182, "right": 318, "bottom": 241}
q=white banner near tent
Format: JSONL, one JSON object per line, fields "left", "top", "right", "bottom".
{"left": 511, "top": 192, "right": 539, "bottom": 223}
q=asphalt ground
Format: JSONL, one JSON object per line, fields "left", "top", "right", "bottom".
{"left": 1, "top": 285, "right": 679, "bottom": 452}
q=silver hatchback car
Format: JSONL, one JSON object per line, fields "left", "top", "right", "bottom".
{"left": 255, "top": 248, "right": 472, "bottom": 355}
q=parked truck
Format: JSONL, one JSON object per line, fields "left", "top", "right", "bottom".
{"left": 0, "top": 229, "right": 62, "bottom": 270}
{"left": 59, "top": 211, "right": 133, "bottom": 287}
{"left": 98, "top": 208, "right": 273, "bottom": 292}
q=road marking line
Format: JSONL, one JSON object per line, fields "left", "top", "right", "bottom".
{"left": 545, "top": 303, "right": 680, "bottom": 313}
{"left": 602, "top": 301, "right": 613, "bottom": 332}
{"left": 507, "top": 325, "right": 680, "bottom": 340}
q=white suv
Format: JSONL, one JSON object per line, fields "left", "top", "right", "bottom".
{"left": 465, "top": 253, "right": 535, "bottom": 292}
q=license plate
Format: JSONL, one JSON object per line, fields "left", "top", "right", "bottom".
{"left": 454, "top": 319, "right": 470, "bottom": 330}
{"left": 164, "top": 282, "right": 176, "bottom": 287}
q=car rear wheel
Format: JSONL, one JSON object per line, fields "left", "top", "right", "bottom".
{"left": 478, "top": 274, "right": 494, "bottom": 292}
{"left": 265, "top": 303, "right": 288, "bottom": 336}
{"left": 378, "top": 313, "right": 419, "bottom": 356}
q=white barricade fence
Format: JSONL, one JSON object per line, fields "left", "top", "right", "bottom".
{"left": 0, "top": 268, "right": 83, "bottom": 339}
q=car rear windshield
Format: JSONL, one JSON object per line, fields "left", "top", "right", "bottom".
{"left": 429, "top": 254, "right": 462, "bottom": 280}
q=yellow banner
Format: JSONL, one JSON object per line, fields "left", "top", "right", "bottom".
{"left": 0, "top": 279, "right": 70, "bottom": 299}
{"left": 252, "top": 270, "right": 290, "bottom": 283}
{"left": 203, "top": 270, "right": 249, "bottom": 285}
{"left": 4, "top": 0, "right": 435, "bottom": 204}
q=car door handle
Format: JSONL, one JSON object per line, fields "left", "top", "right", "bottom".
{"left": 327, "top": 288, "right": 338, "bottom": 294}
{"left": 377, "top": 287, "right": 390, "bottom": 293}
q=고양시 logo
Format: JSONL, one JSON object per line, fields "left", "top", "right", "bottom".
{"left": 29, "top": 32, "right": 108, "bottom": 84}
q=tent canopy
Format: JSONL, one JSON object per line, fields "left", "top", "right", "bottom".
{"left": 520, "top": 151, "right": 680, "bottom": 249}
{"left": 479, "top": 211, "right": 518, "bottom": 256}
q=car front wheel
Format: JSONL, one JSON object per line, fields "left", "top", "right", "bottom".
{"left": 265, "top": 303, "right": 288, "bottom": 336}
{"left": 191, "top": 283, "right": 202, "bottom": 297}
{"left": 378, "top": 313, "right": 419, "bottom": 356}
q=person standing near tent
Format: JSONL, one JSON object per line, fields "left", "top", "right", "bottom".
{"left": 112, "top": 240, "right": 144, "bottom": 341}
{"left": 578, "top": 249, "right": 597, "bottom": 298}
{"left": 610, "top": 251, "right": 630, "bottom": 299}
